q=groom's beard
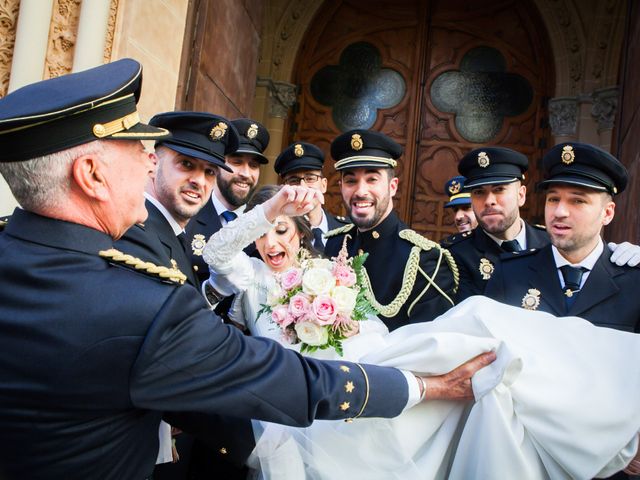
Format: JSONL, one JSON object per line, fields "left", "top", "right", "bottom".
{"left": 346, "top": 194, "right": 391, "bottom": 231}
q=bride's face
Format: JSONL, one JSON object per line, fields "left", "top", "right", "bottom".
{"left": 255, "top": 215, "right": 302, "bottom": 272}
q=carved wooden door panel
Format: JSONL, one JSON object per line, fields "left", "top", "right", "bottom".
{"left": 292, "top": 0, "right": 553, "bottom": 240}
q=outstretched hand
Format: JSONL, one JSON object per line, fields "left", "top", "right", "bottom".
{"left": 263, "top": 185, "right": 324, "bottom": 222}
{"left": 418, "top": 351, "right": 497, "bottom": 402}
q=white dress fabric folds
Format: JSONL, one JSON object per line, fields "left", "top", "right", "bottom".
{"left": 203, "top": 206, "right": 640, "bottom": 480}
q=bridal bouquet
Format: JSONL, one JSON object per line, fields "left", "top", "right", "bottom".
{"left": 260, "top": 245, "right": 377, "bottom": 356}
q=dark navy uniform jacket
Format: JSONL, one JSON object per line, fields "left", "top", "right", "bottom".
{"left": 0, "top": 208, "right": 408, "bottom": 480}
{"left": 443, "top": 222, "right": 549, "bottom": 301}
{"left": 117, "top": 200, "right": 198, "bottom": 287}
{"left": 325, "top": 211, "right": 457, "bottom": 331}
{"left": 485, "top": 244, "right": 640, "bottom": 333}
{"left": 185, "top": 199, "right": 223, "bottom": 285}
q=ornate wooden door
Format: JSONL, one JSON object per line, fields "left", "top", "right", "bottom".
{"left": 292, "top": 0, "right": 553, "bottom": 240}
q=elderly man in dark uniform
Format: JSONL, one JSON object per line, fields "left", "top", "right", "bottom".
{"left": 0, "top": 59, "right": 494, "bottom": 480}
{"left": 186, "top": 118, "right": 269, "bottom": 284}
{"left": 442, "top": 147, "right": 553, "bottom": 300}
{"left": 324, "top": 130, "right": 458, "bottom": 331}
{"left": 274, "top": 141, "right": 349, "bottom": 253}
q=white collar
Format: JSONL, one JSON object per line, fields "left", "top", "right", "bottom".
{"left": 552, "top": 237, "right": 604, "bottom": 270}
{"left": 211, "top": 190, "right": 245, "bottom": 217}
{"left": 144, "top": 192, "right": 183, "bottom": 236}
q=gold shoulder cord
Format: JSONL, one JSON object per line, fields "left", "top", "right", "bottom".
{"left": 360, "top": 230, "right": 459, "bottom": 318}
{"left": 324, "top": 223, "right": 355, "bottom": 239}
{"left": 99, "top": 248, "right": 187, "bottom": 285}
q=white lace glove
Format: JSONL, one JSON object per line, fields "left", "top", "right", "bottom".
{"left": 608, "top": 242, "right": 640, "bottom": 267}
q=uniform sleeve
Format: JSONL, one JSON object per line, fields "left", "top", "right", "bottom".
{"left": 129, "top": 286, "right": 409, "bottom": 427}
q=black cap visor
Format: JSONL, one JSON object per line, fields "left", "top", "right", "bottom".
{"left": 163, "top": 142, "right": 233, "bottom": 172}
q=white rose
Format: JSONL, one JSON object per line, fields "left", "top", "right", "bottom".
{"left": 331, "top": 285, "right": 358, "bottom": 316}
{"left": 295, "top": 321, "right": 329, "bottom": 346}
{"left": 309, "top": 258, "right": 334, "bottom": 270}
{"left": 267, "top": 284, "right": 285, "bottom": 306}
{"left": 302, "top": 267, "right": 335, "bottom": 296}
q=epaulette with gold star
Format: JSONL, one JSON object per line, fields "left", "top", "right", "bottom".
{"left": 334, "top": 215, "right": 351, "bottom": 224}
{"left": 325, "top": 223, "right": 355, "bottom": 238}
{"left": 99, "top": 248, "right": 187, "bottom": 285}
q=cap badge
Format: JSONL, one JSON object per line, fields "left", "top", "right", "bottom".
{"left": 478, "top": 258, "right": 494, "bottom": 280}
{"left": 561, "top": 145, "right": 575, "bottom": 164}
{"left": 191, "top": 234, "right": 206, "bottom": 256}
{"left": 247, "top": 123, "right": 258, "bottom": 139}
{"left": 448, "top": 180, "right": 461, "bottom": 195}
{"left": 294, "top": 144, "right": 304, "bottom": 157}
{"left": 478, "top": 151, "right": 490, "bottom": 168}
{"left": 351, "top": 133, "right": 363, "bottom": 151}
{"left": 521, "top": 288, "right": 541, "bottom": 310}
{"left": 210, "top": 122, "right": 228, "bottom": 141}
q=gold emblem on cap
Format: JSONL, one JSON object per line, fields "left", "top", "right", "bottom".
{"left": 478, "top": 151, "right": 490, "bottom": 168}
{"left": 448, "top": 180, "right": 461, "bottom": 195}
{"left": 191, "top": 234, "right": 206, "bottom": 256}
{"left": 521, "top": 288, "right": 541, "bottom": 310}
{"left": 294, "top": 144, "right": 304, "bottom": 157}
{"left": 561, "top": 145, "right": 575, "bottom": 165}
{"left": 478, "top": 258, "right": 494, "bottom": 280}
{"left": 210, "top": 122, "right": 228, "bottom": 141}
{"left": 247, "top": 123, "right": 258, "bottom": 139}
{"left": 351, "top": 133, "right": 363, "bottom": 151}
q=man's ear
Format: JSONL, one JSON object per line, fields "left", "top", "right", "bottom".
{"left": 389, "top": 176, "right": 399, "bottom": 198}
{"left": 71, "top": 155, "right": 110, "bottom": 201}
{"left": 147, "top": 152, "right": 158, "bottom": 180}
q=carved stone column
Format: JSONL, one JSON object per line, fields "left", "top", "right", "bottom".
{"left": 591, "top": 86, "right": 618, "bottom": 151}
{"left": 549, "top": 96, "right": 578, "bottom": 143}
{"left": 255, "top": 78, "right": 298, "bottom": 184}
{"left": 8, "top": 0, "right": 55, "bottom": 92}
{"left": 72, "top": 0, "right": 111, "bottom": 72}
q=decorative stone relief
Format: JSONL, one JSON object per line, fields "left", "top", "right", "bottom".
{"left": 257, "top": 77, "right": 297, "bottom": 118}
{"left": 549, "top": 96, "right": 578, "bottom": 136}
{"left": 272, "top": 0, "right": 305, "bottom": 74}
{"left": 44, "top": 0, "right": 81, "bottom": 79}
{"left": 0, "top": 0, "right": 20, "bottom": 97}
{"left": 103, "top": 0, "right": 119, "bottom": 63}
{"left": 591, "top": 86, "right": 618, "bottom": 132}
{"left": 591, "top": 0, "right": 618, "bottom": 81}
{"left": 548, "top": 0, "right": 583, "bottom": 94}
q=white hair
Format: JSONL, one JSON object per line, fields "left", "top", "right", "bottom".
{"left": 0, "top": 140, "right": 106, "bottom": 212}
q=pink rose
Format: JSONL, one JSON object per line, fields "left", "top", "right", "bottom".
{"left": 281, "top": 268, "right": 303, "bottom": 291}
{"left": 333, "top": 265, "right": 356, "bottom": 287}
{"left": 311, "top": 295, "right": 338, "bottom": 326}
{"left": 289, "top": 293, "right": 311, "bottom": 319}
{"left": 272, "top": 305, "right": 294, "bottom": 328}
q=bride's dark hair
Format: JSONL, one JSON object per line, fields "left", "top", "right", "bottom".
{"left": 245, "top": 185, "right": 320, "bottom": 256}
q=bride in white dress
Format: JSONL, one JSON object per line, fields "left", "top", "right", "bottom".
{"left": 203, "top": 185, "right": 640, "bottom": 479}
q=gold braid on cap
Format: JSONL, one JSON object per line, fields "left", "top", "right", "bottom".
{"left": 99, "top": 248, "right": 187, "bottom": 284}
{"left": 334, "top": 156, "right": 397, "bottom": 169}
{"left": 359, "top": 230, "right": 458, "bottom": 318}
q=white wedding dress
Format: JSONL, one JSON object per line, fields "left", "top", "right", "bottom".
{"left": 204, "top": 205, "right": 640, "bottom": 480}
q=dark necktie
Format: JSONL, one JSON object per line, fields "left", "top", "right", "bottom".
{"left": 501, "top": 239, "right": 522, "bottom": 252}
{"left": 176, "top": 232, "right": 189, "bottom": 254}
{"left": 560, "top": 265, "right": 587, "bottom": 311}
{"left": 221, "top": 210, "right": 237, "bottom": 224}
{"left": 312, "top": 227, "right": 324, "bottom": 250}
